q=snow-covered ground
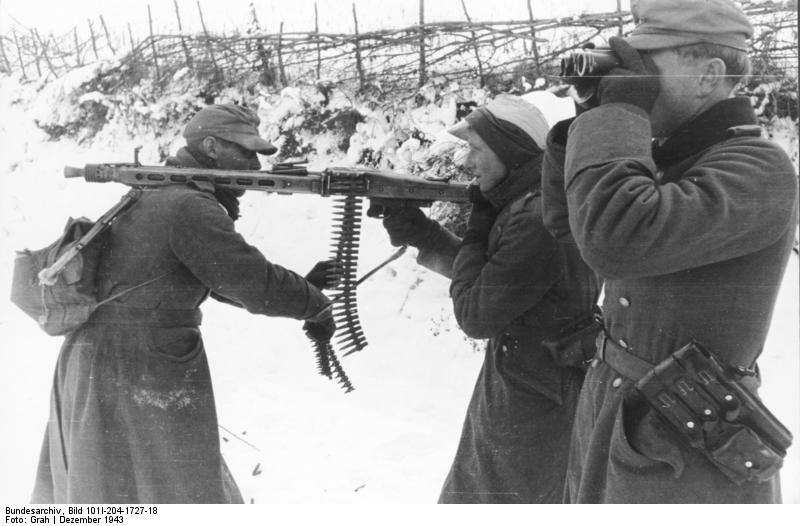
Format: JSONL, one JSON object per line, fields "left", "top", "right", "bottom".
{"left": 0, "top": 69, "right": 797, "bottom": 506}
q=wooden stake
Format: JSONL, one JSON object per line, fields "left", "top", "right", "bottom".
{"left": 314, "top": 2, "right": 321, "bottom": 80}
{"left": 277, "top": 21, "right": 287, "bottom": 85}
{"left": 197, "top": 0, "right": 222, "bottom": 83}
{"left": 418, "top": 0, "right": 426, "bottom": 87}
{"left": 100, "top": 15, "right": 117, "bottom": 55}
{"left": 174, "top": 0, "right": 193, "bottom": 68}
{"left": 32, "top": 29, "right": 57, "bottom": 76}
{"left": 459, "top": 0, "right": 484, "bottom": 87}
{"left": 0, "top": 36, "right": 12, "bottom": 74}
{"left": 148, "top": 4, "right": 160, "bottom": 79}
{"left": 50, "top": 35, "right": 70, "bottom": 69}
{"left": 29, "top": 30, "right": 42, "bottom": 76}
{"left": 351, "top": 3, "right": 364, "bottom": 91}
{"left": 88, "top": 19, "right": 99, "bottom": 60}
{"left": 128, "top": 23, "right": 137, "bottom": 54}
{"left": 616, "top": 0, "right": 624, "bottom": 36}
{"left": 73, "top": 27, "right": 82, "bottom": 66}
{"left": 526, "top": 0, "right": 541, "bottom": 77}
{"left": 12, "top": 30, "right": 27, "bottom": 78}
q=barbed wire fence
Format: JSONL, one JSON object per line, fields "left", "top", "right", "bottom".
{"left": 0, "top": 1, "right": 796, "bottom": 94}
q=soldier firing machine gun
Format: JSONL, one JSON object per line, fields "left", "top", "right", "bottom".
{"left": 64, "top": 157, "right": 470, "bottom": 391}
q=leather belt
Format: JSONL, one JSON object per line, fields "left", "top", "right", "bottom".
{"left": 88, "top": 304, "right": 202, "bottom": 327}
{"left": 594, "top": 332, "right": 653, "bottom": 381}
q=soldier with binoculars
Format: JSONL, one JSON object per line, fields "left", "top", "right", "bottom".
{"left": 543, "top": 0, "right": 797, "bottom": 503}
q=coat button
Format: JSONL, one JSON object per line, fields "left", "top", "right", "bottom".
{"left": 619, "top": 297, "right": 630, "bottom": 308}
{"left": 612, "top": 377, "right": 622, "bottom": 388}
{"left": 501, "top": 344, "right": 509, "bottom": 353}
{"left": 618, "top": 339, "right": 629, "bottom": 349}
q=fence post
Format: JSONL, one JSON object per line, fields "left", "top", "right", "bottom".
{"left": 100, "top": 15, "right": 117, "bottom": 55}
{"left": 418, "top": 0, "right": 426, "bottom": 87}
{"left": 32, "top": 29, "right": 57, "bottom": 77}
{"left": 173, "top": 0, "right": 193, "bottom": 68}
{"left": 73, "top": 27, "right": 82, "bottom": 66}
{"left": 277, "top": 21, "right": 287, "bottom": 85}
{"left": 29, "top": 30, "right": 42, "bottom": 76}
{"left": 351, "top": 3, "right": 365, "bottom": 91}
{"left": 147, "top": 5, "right": 161, "bottom": 79}
{"left": 12, "top": 30, "right": 27, "bottom": 78}
{"left": 51, "top": 35, "right": 70, "bottom": 69}
{"left": 87, "top": 19, "right": 99, "bottom": 60}
{"left": 197, "top": 0, "right": 223, "bottom": 83}
{"left": 526, "top": 0, "right": 541, "bottom": 77}
{"left": 314, "top": 2, "right": 321, "bottom": 80}
{"left": 616, "top": 0, "right": 624, "bottom": 35}
{"left": 128, "top": 23, "right": 137, "bottom": 54}
{"left": 0, "top": 36, "right": 12, "bottom": 74}
{"left": 459, "top": 0, "right": 484, "bottom": 87}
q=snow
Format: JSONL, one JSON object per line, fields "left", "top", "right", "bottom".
{"left": 0, "top": 69, "right": 798, "bottom": 508}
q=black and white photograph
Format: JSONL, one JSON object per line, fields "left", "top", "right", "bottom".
{"left": 0, "top": 0, "right": 797, "bottom": 517}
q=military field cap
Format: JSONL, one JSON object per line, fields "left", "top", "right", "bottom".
{"left": 449, "top": 94, "right": 548, "bottom": 168}
{"left": 626, "top": 0, "right": 753, "bottom": 51}
{"left": 183, "top": 103, "right": 277, "bottom": 155}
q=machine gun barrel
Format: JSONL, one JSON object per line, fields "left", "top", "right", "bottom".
{"left": 64, "top": 164, "right": 326, "bottom": 196}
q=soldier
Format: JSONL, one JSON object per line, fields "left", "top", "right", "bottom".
{"left": 554, "top": 0, "right": 798, "bottom": 503}
{"left": 32, "top": 104, "right": 336, "bottom": 503}
{"left": 382, "top": 94, "right": 600, "bottom": 503}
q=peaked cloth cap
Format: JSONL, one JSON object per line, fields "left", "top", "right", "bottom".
{"left": 626, "top": 0, "right": 754, "bottom": 51}
{"left": 183, "top": 103, "right": 277, "bottom": 155}
{"left": 449, "top": 94, "right": 549, "bottom": 169}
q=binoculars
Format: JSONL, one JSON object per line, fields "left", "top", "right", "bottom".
{"left": 559, "top": 48, "right": 620, "bottom": 104}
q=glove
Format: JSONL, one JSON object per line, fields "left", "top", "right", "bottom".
{"left": 549, "top": 117, "right": 576, "bottom": 149}
{"left": 305, "top": 259, "right": 342, "bottom": 290}
{"left": 382, "top": 207, "right": 439, "bottom": 248}
{"left": 303, "top": 304, "right": 336, "bottom": 343}
{"left": 597, "top": 36, "right": 661, "bottom": 114}
{"left": 461, "top": 199, "right": 499, "bottom": 245}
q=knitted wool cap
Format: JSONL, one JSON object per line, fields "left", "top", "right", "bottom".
{"left": 448, "top": 94, "right": 549, "bottom": 168}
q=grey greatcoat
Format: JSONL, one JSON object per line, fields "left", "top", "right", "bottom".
{"left": 561, "top": 98, "right": 798, "bottom": 503}
{"left": 32, "top": 148, "right": 329, "bottom": 503}
{"left": 414, "top": 161, "right": 599, "bottom": 503}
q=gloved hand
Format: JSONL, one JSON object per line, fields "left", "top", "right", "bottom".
{"left": 303, "top": 304, "right": 336, "bottom": 343}
{"left": 305, "top": 259, "right": 342, "bottom": 290}
{"left": 382, "top": 207, "right": 439, "bottom": 248}
{"left": 461, "top": 195, "right": 499, "bottom": 246}
{"left": 549, "top": 117, "right": 576, "bottom": 149}
{"left": 597, "top": 36, "right": 661, "bottom": 114}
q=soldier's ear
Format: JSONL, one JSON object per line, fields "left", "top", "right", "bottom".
{"left": 202, "top": 136, "right": 219, "bottom": 159}
{"left": 697, "top": 57, "right": 727, "bottom": 97}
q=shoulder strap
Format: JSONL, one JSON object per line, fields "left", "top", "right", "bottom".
{"left": 726, "top": 125, "right": 763, "bottom": 139}
{"left": 95, "top": 269, "right": 175, "bottom": 308}
{"left": 38, "top": 189, "right": 143, "bottom": 286}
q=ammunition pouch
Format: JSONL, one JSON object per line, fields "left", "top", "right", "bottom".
{"left": 541, "top": 307, "right": 603, "bottom": 370}
{"left": 634, "top": 340, "right": 792, "bottom": 485}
